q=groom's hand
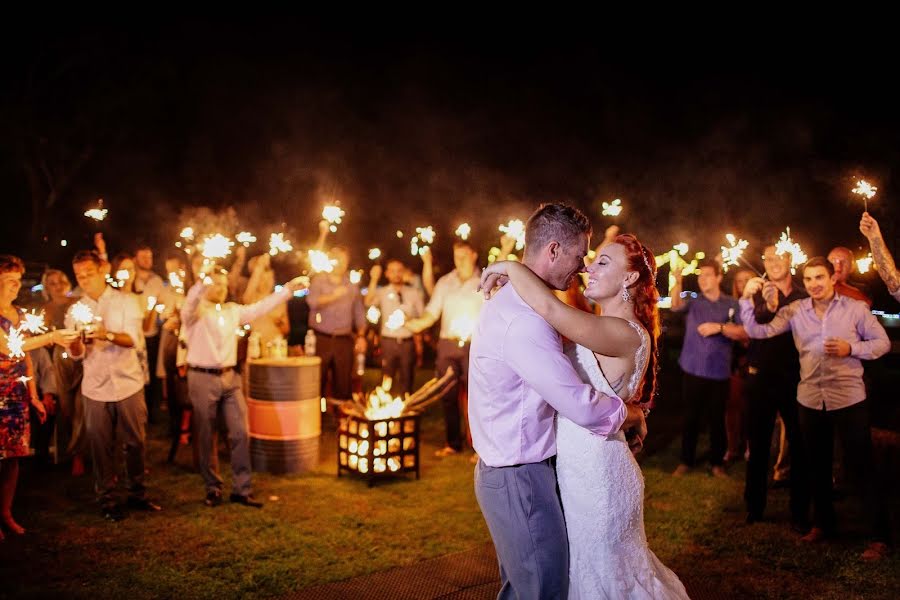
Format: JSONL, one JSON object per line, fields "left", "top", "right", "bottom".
{"left": 621, "top": 404, "right": 647, "bottom": 453}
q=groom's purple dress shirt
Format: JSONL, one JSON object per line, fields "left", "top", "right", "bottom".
{"left": 468, "top": 285, "right": 627, "bottom": 467}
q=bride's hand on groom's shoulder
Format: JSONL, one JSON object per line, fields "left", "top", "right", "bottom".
{"left": 478, "top": 263, "right": 510, "bottom": 299}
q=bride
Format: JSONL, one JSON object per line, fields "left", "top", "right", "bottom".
{"left": 480, "top": 233, "right": 689, "bottom": 599}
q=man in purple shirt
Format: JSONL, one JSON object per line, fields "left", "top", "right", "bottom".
{"left": 469, "top": 203, "right": 645, "bottom": 598}
{"left": 671, "top": 260, "right": 748, "bottom": 478}
{"left": 740, "top": 257, "right": 890, "bottom": 561}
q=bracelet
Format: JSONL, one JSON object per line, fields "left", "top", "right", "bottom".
{"left": 719, "top": 323, "right": 725, "bottom": 334}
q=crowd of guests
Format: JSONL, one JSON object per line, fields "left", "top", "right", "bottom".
{"left": 0, "top": 211, "right": 898, "bottom": 563}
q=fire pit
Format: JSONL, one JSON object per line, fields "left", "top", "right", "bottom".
{"left": 336, "top": 368, "right": 456, "bottom": 486}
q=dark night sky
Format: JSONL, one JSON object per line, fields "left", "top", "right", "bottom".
{"left": 3, "top": 20, "right": 899, "bottom": 286}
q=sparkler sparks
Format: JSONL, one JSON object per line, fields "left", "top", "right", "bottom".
{"left": 366, "top": 306, "right": 382, "bottom": 325}
{"left": 455, "top": 223, "right": 472, "bottom": 240}
{"left": 385, "top": 309, "right": 406, "bottom": 331}
{"left": 268, "top": 233, "right": 293, "bottom": 256}
{"left": 499, "top": 220, "right": 526, "bottom": 251}
{"left": 852, "top": 179, "right": 878, "bottom": 212}
{"left": 200, "top": 234, "right": 234, "bottom": 259}
{"left": 21, "top": 311, "right": 47, "bottom": 335}
{"left": 775, "top": 227, "right": 808, "bottom": 274}
{"left": 70, "top": 302, "right": 95, "bottom": 328}
{"left": 322, "top": 205, "right": 345, "bottom": 233}
{"left": 84, "top": 199, "right": 108, "bottom": 221}
{"left": 720, "top": 234, "right": 750, "bottom": 273}
{"left": 236, "top": 231, "right": 257, "bottom": 247}
{"left": 856, "top": 253, "right": 874, "bottom": 274}
{"left": 601, "top": 198, "right": 623, "bottom": 217}
{"left": 6, "top": 327, "right": 25, "bottom": 359}
{"left": 308, "top": 249, "right": 336, "bottom": 273}
{"left": 368, "top": 248, "right": 382, "bottom": 260}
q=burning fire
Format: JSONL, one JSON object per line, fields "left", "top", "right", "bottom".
{"left": 365, "top": 385, "right": 405, "bottom": 420}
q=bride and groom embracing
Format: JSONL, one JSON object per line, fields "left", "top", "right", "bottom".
{"left": 469, "top": 203, "right": 689, "bottom": 599}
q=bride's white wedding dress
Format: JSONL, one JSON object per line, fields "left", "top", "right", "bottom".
{"left": 558, "top": 324, "right": 690, "bottom": 599}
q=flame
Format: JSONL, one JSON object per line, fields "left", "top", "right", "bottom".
{"left": 774, "top": 227, "right": 808, "bottom": 275}
{"left": 364, "top": 385, "right": 405, "bottom": 419}
{"left": 601, "top": 198, "right": 623, "bottom": 217}
{"left": 385, "top": 309, "right": 406, "bottom": 331}
{"left": 200, "top": 234, "right": 234, "bottom": 259}
{"left": 448, "top": 313, "right": 477, "bottom": 347}
{"left": 455, "top": 223, "right": 471, "bottom": 240}
{"left": 236, "top": 231, "right": 257, "bottom": 247}
{"left": 180, "top": 227, "right": 195, "bottom": 240}
{"left": 21, "top": 311, "right": 47, "bottom": 335}
{"left": 857, "top": 253, "right": 874, "bottom": 274}
{"left": 368, "top": 248, "right": 382, "bottom": 260}
{"left": 268, "top": 232, "right": 293, "bottom": 256}
{"left": 71, "top": 302, "right": 95, "bottom": 327}
{"left": 499, "top": 219, "right": 526, "bottom": 251}
{"left": 366, "top": 305, "right": 381, "bottom": 324}
{"left": 308, "top": 249, "right": 336, "bottom": 273}
{"left": 720, "top": 233, "right": 749, "bottom": 273}
{"left": 852, "top": 179, "right": 877, "bottom": 199}
{"left": 6, "top": 327, "right": 25, "bottom": 359}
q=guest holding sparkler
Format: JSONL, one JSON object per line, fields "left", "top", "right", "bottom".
{"left": 860, "top": 211, "right": 900, "bottom": 303}
{"left": 725, "top": 268, "right": 753, "bottom": 464}
{"left": 63, "top": 250, "right": 162, "bottom": 522}
{"left": 828, "top": 246, "right": 872, "bottom": 307}
{"left": 181, "top": 267, "right": 308, "bottom": 508}
{"left": 406, "top": 241, "right": 483, "bottom": 458}
{"left": 242, "top": 253, "right": 289, "bottom": 356}
{"left": 134, "top": 244, "right": 166, "bottom": 424}
{"left": 0, "top": 255, "right": 78, "bottom": 538}
{"left": 671, "top": 259, "right": 748, "bottom": 478}
{"left": 307, "top": 247, "right": 367, "bottom": 402}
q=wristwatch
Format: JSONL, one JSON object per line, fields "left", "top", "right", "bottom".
{"left": 105, "top": 332, "right": 115, "bottom": 343}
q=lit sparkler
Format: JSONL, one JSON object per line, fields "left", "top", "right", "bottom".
{"left": 720, "top": 233, "right": 750, "bottom": 273}
{"left": 852, "top": 179, "right": 877, "bottom": 213}
{"left": 200, "top": 234, "right": 234, "bottom": 259}
{"left": 84, "top": 199, "right": 108, "bottom": 221}
{"left": 6, "top": 327, "right": 25, "bottom": 359}
{"left": 236, "top": 231, "right": 257, "bottom": 247}
{"left": 70, "top": 302, "right": 95, "bottom": 328}
{"left": 366, "top": 305, "right": 382, "bottom": 325}
{"left": 775, "top": 227, "right": 808, "bottom": 274}
{"left": 455, "top": 223, "right": 472, "bottom": 240}
{"left": 499, "top": 219, "right": 526, "bottom": 251}
{"left": 385, "top": 309, "right": 406, "bottom": 331}
{"left": 601, "top": 198, "right": 623, "bottom": 217}
{"left": 308, "top": 249, "right": 336, "bottom": 273}
{"left": 268, "top": 233, "right": 293, "bottom": 256}
{"left": 368, "top": 248, "right": 382, "bottom": 261}
{"left": 322, "top": 205, "right": 345, "bottom": 233}
{"left": 448, "top": 314, "right": 477, "bottom": 347}
{"left": 17, "top": 375, "right": 32, "bottom": 388}
{"left": 349, "top": 270, "right": 363, "bottom": 285}
{"left": 21, "top": 311, "right": 47, "bottom": 335}
{"left": 856, "top": 252, "right": 874, "bottom": 274}
{"left": 179, "top": 227, "right": 195, "bottom": 241}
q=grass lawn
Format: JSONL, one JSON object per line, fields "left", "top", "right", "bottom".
{"left": 2, "top": 368, "right": 898, "bottom": 599}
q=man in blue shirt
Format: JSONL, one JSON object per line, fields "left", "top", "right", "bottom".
{"left": 671, "top": 260, "right": 748, "bottom": 477}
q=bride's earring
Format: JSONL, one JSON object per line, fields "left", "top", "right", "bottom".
{"left": 622, "top": 285, "right": 632, "bottom": 303}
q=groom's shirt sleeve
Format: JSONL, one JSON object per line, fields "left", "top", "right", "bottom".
{"left": 504, "top": 312, "right": 627, "bottom": 436}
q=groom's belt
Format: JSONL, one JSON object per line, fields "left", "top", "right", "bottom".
{"left": 505, "top": 456, "right": 555, "bottom": 469}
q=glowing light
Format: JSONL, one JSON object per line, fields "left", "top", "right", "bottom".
{"left": 236, "top": 231, "right": 257, "bottom": 247}
{"left": 775, "top": 227, "right": 808, "bottom": 274}
{"left": 21, "top": 311, "right": 47, "bottom": 335}
{"left": 852, "top": 179, "right": 878, "bottom": 212}
{"left": 396, "top": 230, "right": 404, "bottom": 238}
{"left": 168, "top": 271, "right": 185, "bottom": 292}
{"left": 146, "top": 296, "right": 157, "bottom": 311}
{"left": 455, "top": 223, "right": 471, "bottom": 240}
{"left": 60, "top": 240, "right": 67, "bottom": 247}
{"left": 720, "top": 233, "right": 749, "bottom": 273}
{"left": 322, "top": 205, "right": 345, "bottom": 227}
{"left": 448, "top": 313, "right": 477, "bottom": 347}
{"left": 499, "top": 219, "right": 526, "bottom": 251}
{"left": 673, "top": 243, "right": 689, "bottom": 256}
{"left": 308, "top": 249, "right": 336, "bottom": 273}
{"left": 368, "top": 248, "right": 382, "bottom": 260}
{"left": 71, "top": 302, "right": 95, "bottom": 328}
{"left": 179, "top": 227, "right": 195, "bottom": 240}
{"left": 385, "top": 309, "right": 406, "bottom": 331}
{"left": 200, "top": 234, "right": 234, "bottom": 259}
{"left": 84, "top": 199, "right": 108, "bottom": 221}
{"left": 366, "top": 306, "right": 382, "bottom": 324}
{"left": 268, "top": 233, "right": 293, "bottom": 256}
{"left": 6, "top": 327, "right": 25, "bottom": 359}
{"left": 17, "top": 375, "right": 32, "bottom": 387}
{"left": 601, "top": 198, "right": 623, "bottom": 217}
{"left": 857, "top": 253, "right": 874, "bottom": 274}
{"left": 349, "top": 270, "right": 363, "bottom": 285}
{"left": 365, "top": 385, "right": 405, "bottom": 420}
{"left": 115, "top": 269, "right": 130, "bottom": 283}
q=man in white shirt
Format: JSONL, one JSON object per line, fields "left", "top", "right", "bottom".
{"left": 64, "top": 250, "right": 160, "bottom": 522}
{"left": 181, "top": 269, "right": 307, "bottom": 508}
{"left": 407, "top": 241, "right": 484, "bottom": 457}
{"left": 134, "top": 244, "right": 166, "bottom": 423}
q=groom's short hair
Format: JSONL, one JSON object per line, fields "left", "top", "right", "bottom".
{"left": 525, "top": 203, "right": 592, "bottom": 254}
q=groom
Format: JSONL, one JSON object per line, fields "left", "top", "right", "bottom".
{"left": 469, "top": 203, "right": 647, "bottom": 599}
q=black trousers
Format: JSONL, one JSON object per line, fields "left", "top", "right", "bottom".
{"left": 144, "top": 333, "right": 162, "bottom": 423}
{"left": 316, "top": 333, "right": 354, "bottom": 400}
{"left": 380, "top": 337, "right": 416, "bottom": 397}
{"left": 435, "top": 339, "right": 470, "bottom": 451}
{"left": 743, "top": 371, "right": 807, "bottom": 522}
{"left": 798, "top": 401, "right": 890, "bottom": 543}
{"left": 680, "top": 372, "right": 728, "bottom": 467}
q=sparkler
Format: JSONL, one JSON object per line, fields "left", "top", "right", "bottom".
{"left": 17, "top": 375, "right": 32, "bottom": 388}
{"left": 499, "top": 220, "right": 526, "bottom": 251}
{"left": 349, "top": 270, "right": 363, "bottom": 285}
{"left": 70, "top": 302, "right": 95, "bottom": 328}
{"left": 720, "top": 234, "right": 750, "bottom": 273}
{"left": 146, "top": 296, "right": 158, "bottom": 311}
{"left": 179, "top": 227, "right": 195, "bottom": 241}
{"left": 856, "top": 253, "right": 874, "bottom": 274}
{"left": 6, "top": 327, "right": 25, "bottom": 359}
{"left": 308, "top": 249, "right": 336, "bottom": 273}
{"left": 322, "top": 205, "right": 345, "bottom": 233}
{"left": 852, "top": 179, "right": 877, "bottom": 213}
{"left": 601, "top": 198, "right": 623, "bottom": 217}
{"left": 775, "top": 227, "right": 808, "bottom": 275}
{"left": 268, "top": 233, "right": 293, "bottom": 256}
{"left": 84, "top": 199, "right": 108, "bottom": 221}
{"left": 168, "top": 271, "right": 185, "bottom": 292}
{"left": 236, "top": 231, "right": 257, "bottom": 247}
{"left": 21, "top": 311, "right": 47, "bottom": 335}
{"left": 200, "top": 234, "right": 234, "bottom": 259}
{"left": 448, "top": 314, "right": 477, "bottom": 347}
{"left": 455, "top": 223, "right": 472, "bottom": 240}
{"left": 410, "top": 226, "right": 436, "bottom": 257}
{"left": 368, "top": 248, "right": 382, "bottom": 261}
{"left": 366, "top": 305, "right": 382, "bottom": 325}
{"left": 385, "top": 309, "right": 406, "bottom": 331}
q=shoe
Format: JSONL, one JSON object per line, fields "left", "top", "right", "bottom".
{"left": 799, "top": 527, "right": 826, "bottom": 544}
{"left": 861, "top": 542, "right": 889, "bottom": 561}
{"left": 204, "top": 491, "right": 223, "bottom": 507}
{"left": 229, "top": 494, "right": 263, "bottom": 508}
{"left": 127, "top": 497, "right": 162, "bottom": 512}
{"left": 711, "top": 466, "right": 729, "bottom": 479}
{"left": 434, "top": 446, "right": 459, "bottom": 458}
{"left": 101, "top": 504, "right": 126, "bottom": 522}
{"left": 672, "top": 464, "right": 690, "bottom": 477}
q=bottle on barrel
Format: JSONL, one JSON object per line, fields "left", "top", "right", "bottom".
{"left": 355, "top": 351, "right": 365, "bottom": 376}
{"left": 248, "top": 332, "right": 261, "bottom": 359}
{"left": 304, "top": 329, "right": 316, "bottom": 356}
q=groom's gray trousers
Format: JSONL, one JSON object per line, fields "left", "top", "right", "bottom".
{"left": 474, "top": 456, "right": 568, "bottom": 599}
